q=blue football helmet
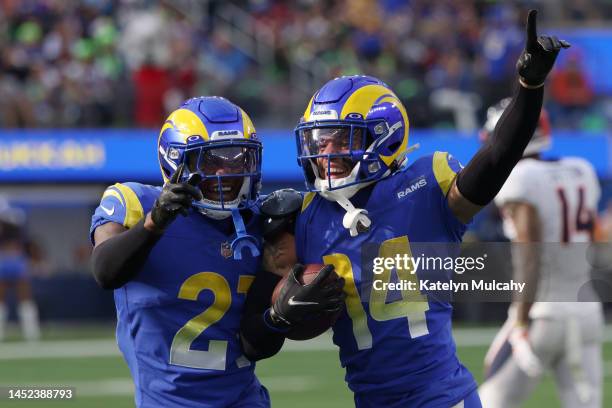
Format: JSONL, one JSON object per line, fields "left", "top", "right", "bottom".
{"left": 295, "top": 75, "right": 412, "bottom": 198}
{"left": 157, "top": 96, "right": 262, "bottom": 217}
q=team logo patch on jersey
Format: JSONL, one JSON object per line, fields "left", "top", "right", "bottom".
{"left": 220, "top": 241, "right": 233, "bottom": 259}
{"left": 397, "top": 176, "right": 427, "bottom": 199}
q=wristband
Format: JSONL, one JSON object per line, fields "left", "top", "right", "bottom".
{"left": 519, "top": 77, "right": 544, "bottom": 89}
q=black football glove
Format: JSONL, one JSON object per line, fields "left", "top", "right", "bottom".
{"left": 151, "top": 163, "right": 203, "bottom": 230}
{"left": 516, "top": 9, "right": 570, "bottom": 87}
{"left": 270, "top": 264, "right": 346, "bottom": 328}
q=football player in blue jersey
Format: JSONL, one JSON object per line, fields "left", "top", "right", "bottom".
{"left": 90, "top": 96, "right": 344, "bottom": 408}
{"left": 242, "top": 10, "right": 570, "bottom": 408}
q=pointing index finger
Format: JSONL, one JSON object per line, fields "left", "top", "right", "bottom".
{"left": 170, "top": 163, "right": 185, "bottom": 184}
{"left": 526, "top": 9, "right": 538, "bottom": 51}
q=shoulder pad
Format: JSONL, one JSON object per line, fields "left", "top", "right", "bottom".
{"left": 259, "top": 189, "right": 303, "bottom": 240}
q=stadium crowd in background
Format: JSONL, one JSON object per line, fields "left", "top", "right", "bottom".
{"left": 0, "top": 0, "right": 611, "bottom": 129}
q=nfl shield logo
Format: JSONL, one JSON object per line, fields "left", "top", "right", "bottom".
{"left": 220, "top": 241, "right": 233, "bottom": 259}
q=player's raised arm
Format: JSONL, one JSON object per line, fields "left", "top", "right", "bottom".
{"left": 447, "top": 10, "right": 570, "bottom": 223}
{"left": 91, "top": 164, "right": 202, "bottom": 289}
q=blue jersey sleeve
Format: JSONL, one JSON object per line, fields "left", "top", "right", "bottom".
{"left": 89, "top": 182, "right": 148, "bottom": 244}
{"left": 431, "top": 151, "right": 468, "bottom": 240}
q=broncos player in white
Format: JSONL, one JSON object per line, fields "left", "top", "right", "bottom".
{"left": 478, "top": 99, "right": 604, "bottom": 408}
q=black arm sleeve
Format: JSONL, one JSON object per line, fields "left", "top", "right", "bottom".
{"left": 91, "top": 219, "right": 161, "bottom": 290}
{"left": 456, "top": 84, "right": 544, "bottom": 206}
{"left": 240, "top": 269, "right": 287, "bottom": 361}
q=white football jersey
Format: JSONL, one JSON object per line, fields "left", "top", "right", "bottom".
{"left": 495, "top": 157, "right": 601, "bottom": 318}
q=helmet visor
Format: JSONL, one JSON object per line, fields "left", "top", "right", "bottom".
{"left": 185, "top": 143, "right": 261, "bottom": 207}
{"left": 187, "top": 145, "right": 258, "bottom": 176}
{"left": 300, "top": 127, "right": 365, "bottom": 157}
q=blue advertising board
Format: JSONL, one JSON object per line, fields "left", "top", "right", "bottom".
{"left": 0, "top": 129, "right": 609, "bottom": 183}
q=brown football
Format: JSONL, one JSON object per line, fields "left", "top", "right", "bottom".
{"left": 271, "top": 263, "right": 343, "bottom": 340}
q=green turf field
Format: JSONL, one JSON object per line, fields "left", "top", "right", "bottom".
{"left": 0, "top": 324, "right": 610, "bottom": 407}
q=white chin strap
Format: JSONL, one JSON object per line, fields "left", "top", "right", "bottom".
{"left": 329, "top": 190, "right": 372, "bottom": 237}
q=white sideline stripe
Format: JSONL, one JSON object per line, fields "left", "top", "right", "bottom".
{"left": 0, "top": 326, "right": 611, "bottom": 359}
{"left": 285, "top": 325, "right": 612, "bottom": 351}
{"left": 258, "top": 375, "right": 319, "bottom": 392}
{"left": 7, "top": 365, "right": 611, "bottom": 399}
{"left": 75, "top": 379, "right": 134, "bottom": 397}
{"left": 0, "top": 339, "right": 121, "bottom": 360}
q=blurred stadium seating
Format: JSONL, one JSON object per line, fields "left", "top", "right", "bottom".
{"left": 2, "top": 0, "right": 612, "bottom": 129}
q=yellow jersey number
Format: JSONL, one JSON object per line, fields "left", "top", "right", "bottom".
{"left": 169, "top": 272, "right": 254, "bottom": 370}
{"left": 323, "top": 235, "right": 429, "bottom": 350}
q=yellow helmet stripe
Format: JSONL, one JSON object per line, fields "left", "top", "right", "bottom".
{"left": 161, "top": 109, "right": 209, "bottom": 142}
{"left": 377, "top": 95, "right": 410, "bottom": 166}
{"left": 158, "top": 108, "right": 210, "bottom": 182}
{"left": 241, "top": 109, "right": 256, "bottom": 139}
{"left": 340, "top": 84, "right": 392, "bottom": 119}
{"left": 302, "top": 95, "right": 315, "bottom": 122}
{"left": 340, "top": 84, "right": 410, "bottom": 167}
